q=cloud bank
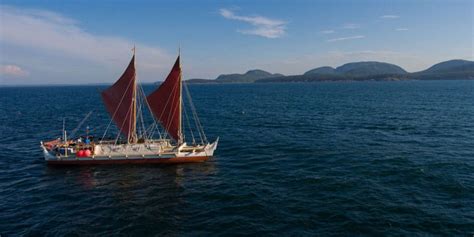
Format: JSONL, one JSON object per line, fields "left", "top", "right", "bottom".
{"left": 0, "top": 5, "right": 173, "bottom": 84}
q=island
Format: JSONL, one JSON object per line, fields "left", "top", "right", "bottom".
{"left": 186, "top": 59, "right": 474, "bottom": 83}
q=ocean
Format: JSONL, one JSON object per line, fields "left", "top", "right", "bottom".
{"left": 0, "top": 80, "right": 473, "bottom": 236}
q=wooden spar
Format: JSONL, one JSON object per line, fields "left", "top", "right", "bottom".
{"left": 178, "top": 48, "right": 183, "bottom": 145}
{"left": 132, "top": 46, "right": 137, "bottom": 143}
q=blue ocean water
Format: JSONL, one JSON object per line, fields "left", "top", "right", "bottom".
{"left": 0, "top": 80, "right": 473, "bottom": 236}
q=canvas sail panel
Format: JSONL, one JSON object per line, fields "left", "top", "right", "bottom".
{"left": 147, "top": 56, "right": 181, "bottom": 142}
{"left": 101, "top": 55, "right": 136, "bottom": 142}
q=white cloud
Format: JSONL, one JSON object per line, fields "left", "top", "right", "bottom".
{"left": 0, "top": 5, "right": 173, "bottom": 84}
{"left": 0, "top": 64, "right": 29, "bottom": 77}
{"left": 320, "top": 30, "right": 335, "bottom": 34}
{"left": 327, "top": 35, "right": 365, "bottom": 42}
{"left": 219, "top": 8, "right": 286, "bottom": 39}
{"left": 381, "top": 15, "right": 400, "bottom": 19}
{"left": 342, "top": 23, "right": 360, "bottom": 29}
{"left": 396, "top": 28, "right": 409, "bottom": 31}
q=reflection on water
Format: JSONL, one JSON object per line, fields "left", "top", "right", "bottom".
{"left": 45, "top": 161, "right": 217, "bottom": 199}
{"left": 39, "top": 161, "right": 218, "bottom": 235}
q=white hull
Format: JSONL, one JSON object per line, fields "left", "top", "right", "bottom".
{"left": 41, "top": 138, "right": 218, "bottom": 165}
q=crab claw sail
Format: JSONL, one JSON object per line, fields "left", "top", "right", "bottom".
{"left": 147, "top": 56, "right": 182, "bottom": 143}
{"left": 101, "top": 55, "right": 137, "bottom": 143}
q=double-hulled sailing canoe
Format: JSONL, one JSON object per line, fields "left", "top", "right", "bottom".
{"left": 41, "top": 50, "right": 218, "bottom": 165}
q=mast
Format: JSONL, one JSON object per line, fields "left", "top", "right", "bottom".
{"left": 178, "top": 48, "right": 183, "bottom": 144}
{"left": 63, "top": 118, "right": 68, "bottom": 157}
{"left": 131, "top": 46, "right": 137, "bottom": 143}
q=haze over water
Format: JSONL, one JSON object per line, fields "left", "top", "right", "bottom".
{"left": 0, "top": 80, "right": 473, "bottom": 235}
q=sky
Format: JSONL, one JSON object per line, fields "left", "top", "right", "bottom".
{"left": 0, "top": 0, "right": 473, "bottom": 85}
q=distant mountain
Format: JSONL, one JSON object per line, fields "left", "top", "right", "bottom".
{"left": 335, "top": 61, "right": 407, "bottom": 76}
{"left": 216, "top": 69, "right": 283, "bottom": 83}
{"left": 260, "top": 61, "right": 409, "bottom": 83}
{"left": 411, "top": 59, "right": 474, "bottom": 80}
{"left": 260, "top": 60, "right": 473, "bottom": 83}
{"left": 187, "top": 69, "right": 284, "bottom": 83}
{"left": 304, "top": 66, "right": 337, "bottom": 75}
{"left": 187, "top": 59, "right": 474, "bottom": 84}
{"left": 420, "top": 59, "right": 474, "bottom": 73}
{"left": 303, "top": 61, "right": 407, "bottom": 78}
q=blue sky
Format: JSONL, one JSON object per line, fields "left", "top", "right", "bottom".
{"left": 0, "top": 0, "right": 472, "bottom": 85}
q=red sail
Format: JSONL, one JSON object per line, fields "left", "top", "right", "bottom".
{"left": 147, "top": 56, "right": 182, "bottom": 142}
{"left": 101, "top": 55, "right": 136, "bottom": 142}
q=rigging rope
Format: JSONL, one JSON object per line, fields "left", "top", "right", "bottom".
{"left": 183, "top": 98, "right": 195, "bottom": 144}
{"left": 183, "top": 81, "right": 208, "bottom": 144}
{"left": 137, "top": 84, "right": 162, "bottom": 141}
{"left": 69, "top": 110, "right": 93, "bottom": 138}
